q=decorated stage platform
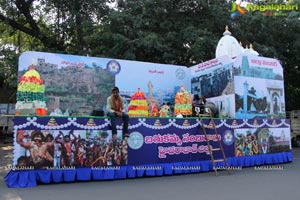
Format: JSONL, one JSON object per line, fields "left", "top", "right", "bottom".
{"left": 5, "top": 116, "right": 292, "bottom": 188}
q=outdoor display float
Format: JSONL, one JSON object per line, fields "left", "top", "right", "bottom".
{"left": 5, "top": 27, "right": 292, "bottom": 188}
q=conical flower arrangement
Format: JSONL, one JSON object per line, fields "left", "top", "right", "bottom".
{"left": 174, "top": 86, "right": 192, "bottom": 116}
{"left": 128, "top": 88, "right": 149, "bottom": 117}
{"left": 15, "top": 64, "right": 47, "bottom": 115}
{"left": 17, "top": 64, "right": 46, "bottom": 101}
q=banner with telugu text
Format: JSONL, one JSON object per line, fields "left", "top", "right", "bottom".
{"left": 12, "top": 117, "right": 291, "bottom": 169}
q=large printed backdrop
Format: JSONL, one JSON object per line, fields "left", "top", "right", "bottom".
{"left": 190, "top": 54, "right": 285, "bottom": 119}
{"left": 18, "top": 51, "right": 190, "bottom": 116}
{"left": 19, "top": 52, "right": 285, "bottom": 119}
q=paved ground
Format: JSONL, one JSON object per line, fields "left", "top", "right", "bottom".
{"left": 1, "top": 140, "right": 300, "bottom": 200}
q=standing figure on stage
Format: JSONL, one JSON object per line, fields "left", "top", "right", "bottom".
{"left": 106, "top": 86, "right": 130, "bottom": 142}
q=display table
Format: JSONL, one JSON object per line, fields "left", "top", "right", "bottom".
{"left": 5, "top": 116, "right": 292, "bottom": 188}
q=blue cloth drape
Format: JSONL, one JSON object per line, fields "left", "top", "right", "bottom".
{"left": 5, "top": 151, "right": 292, "bottom": 188}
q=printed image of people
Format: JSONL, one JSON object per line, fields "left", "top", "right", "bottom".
{"left": 14, "top": 129, "right": 128, "bottom": 169}
{"left": 257, "top": 128, "right": 291, "bottom": 154}
{"left": 234, "top": 128, "right": 291, "bottom": 157}
{"left": 258, "top": 128, "right": 270, "bottom": 154}
{"left": 16, "top": 130, "right": 54, "bottom": 169}
{"left": 89, "top": 130, "right": 128, "bottom": 167}
{"left": 234, "top": 129, "right": 259, "bottom": 157}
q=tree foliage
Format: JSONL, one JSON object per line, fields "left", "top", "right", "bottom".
{"left": 92, "top": 0, "right": 230, "bottom": 65}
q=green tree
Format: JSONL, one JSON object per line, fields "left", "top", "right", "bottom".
{"left": 0, "top": 0, "right": 112, "bottom": 53}
{"left": 91, "top": 0, "right": 231, "bottom": 65}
